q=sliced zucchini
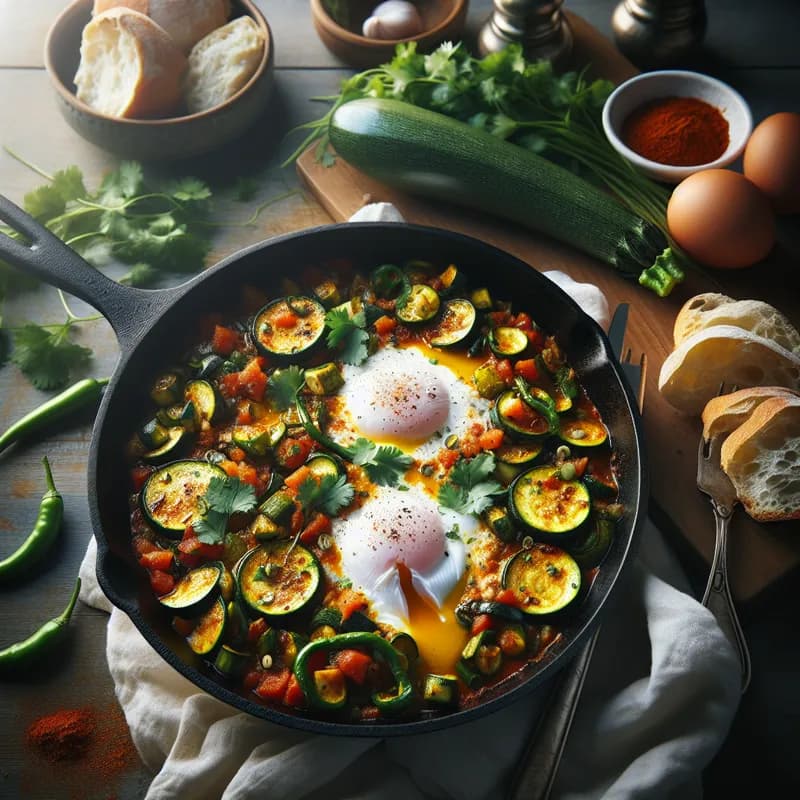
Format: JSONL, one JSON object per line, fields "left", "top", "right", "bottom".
{"left": 497, "top": 623, "right": 527, "bottom": 657}
{"left": 396, "top": 284, "right": 440, "bottom": 324}
{"left": 150, "top": 371, "right": 184, "bottom": 407}
{"left": 305, "top": 362, "right": 344, "bottom": 395}
{"left": 488, "top": 326, "right": 528, "bottom": 357}
{"left": 252, "top": 296, "right": 326, "bottom": 359}
{"left": 496, "top": 442, "right": 543, "bottom": 466}
{"left": 492, "top": 390, "right": 551, "bottom": 439}
{"left": 258, "top": 489, "right": 296, "bottom": 525}
{"left": 501, "top": 545, "right": 581, "bottom": 615}
{"left": 389, "top": 632, "right": 419, "bottom": 666}
{"left": 559, "top": 416, "right": 609, "bottom": 448}
{"left": 237, "top": 541, "right": 320, "bottom": 617}
{"left": 483, "top": 505, "right": 517, "bottom": 543}
{"left": 156, "top": 402, "right": 197, "bottom": 430}
{"left": 454, "top": 599, "right": 527, "bottom": 627}
{"left": 311, "top": 606, "right": 343, "bottom": 632}
{"left": 428, "top": 298, "right": 476, "bottom": 347}
{"left": 139, "top": 419, "right": 170, "bottom": 449}
{"left": 232, "top": 424, "right": 284, "bottom": 457}
{"left": 473, "top": 362, "right": 508, "bottom": 400}
{"left": 423, "top": 673, "right": 459, "bottom": 705}
{"left": 159, "top": 562, "right": 223, "bottom": 617}
{"left": 196, "top": 353, "right": 224, "bottom": 380}
{"left": 455, "top": 660, "right": 482, "bottom": 689}
{"left": 341, "top": 610, "right": 377, "bottom": 633}
{"left": 471, "top": 287, "right": 492, "bottom": 310}
{"left": 570, "top": 516, "right": 615, "bottom": 568}
{"left": 583, "top": 473, "right": 617, "bottom": 499}
{"left": 462, "top": 630, "right": 495, "bottom": 661}
{"left": 185, "top": 596, "right": 226, "bottom": 656}
{"left": 305, "top": 453, "right": 344, "bottom": 481}
{"left": 510, "top": 465, "right": 591, "bottom": 535}
{"left": 226, "top": 599, "right": 250, "bottom": 648}
{"left": 474, "top": 643, "right": 503, "bottom": 675}
{"left": 185, "top": 379, "right": 218, "bottom": 422}
{"left": 141, "top": 425, "right": 190, "bottom": 464}
{"left": 141, "top": 459, "right": 226, "bottom": 536}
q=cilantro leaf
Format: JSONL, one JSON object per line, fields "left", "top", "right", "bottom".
{"left": 267, "top": 366, "right": 305, "bottom": 410}
{"left": 297, "top": 473, "right": 355, "bottom": 516}
{"left": 349, "top": 438, "right": 413, "bottom": 487}
{"left": 194, "top": 475, "right": 257, "bottom": 544}
{"left": 11, "top": 322, "right": 92, "bottom": 390}
{"left": 119, "top": 262, "right": 160, "bottom": 287}
{"left": 325, "top": 307, "right": 369, "bottom": 365}
{"left": 438, "top": 452, "right": 502, "bottom": 516}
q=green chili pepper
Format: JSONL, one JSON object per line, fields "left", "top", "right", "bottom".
{"left": 294, "top": 631, "right": 415, "bottom": 713}
{"left": 296, "top": 394, "right": 353, "bottom": 461}
{"left": 0, "top": 377, "right": 110, "bottom": 455}
{"left": 0, "top": 457, "right": 63, "bottom": 582}
{"left": 0, "top": 577, "right": 81, "bottom": 674}
{"left": 638, "top": 248, "right": 685, "bottom": 298}
{"left": 513, "top": 376, "right": 561, "bottom": 434}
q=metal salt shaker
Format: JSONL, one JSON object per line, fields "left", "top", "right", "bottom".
{"left": 477, "top": 0, "right": 573, "bottom": 68}
{"left": 611, "top": 0, "right": 707, "bottom": 69}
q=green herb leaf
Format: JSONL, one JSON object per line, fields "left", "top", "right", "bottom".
{"left": 438, "top": 452, "right": 502, "bottom": 516}
{"left": 194, "top": 475, "right": 257, "bottom": 544}
{"left": 348, "top": 438, "right": 413, "bottom": 487}
{"left": 325, "top": 307, "right": 369, "bottom": 365}
{"left": 267, "top": 366, "right": 305, "bottom": 410}
{"left": 10, "top": 322, "right": 92, "bottom": 390}
{"left": 297, "top": 473, "right": 355, "bottom": 516}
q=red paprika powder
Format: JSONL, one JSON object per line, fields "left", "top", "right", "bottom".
{"left": 621, "top": 96, "right": 729, "bottom": 166}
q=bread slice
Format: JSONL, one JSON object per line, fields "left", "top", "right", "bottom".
{"left": 720, "top": 395, "right": 800, "bottom": 521}
{"left": 93, "top": 0, "right": 231, "bottom": 53}
{"left": 674, "top": 292, "right": 800, "bottom": 354}
{"left": 702, "top": 386, "right": 800, "bottom": 440}
{"left": 75, "top": 8, "right": 187, "bottom": 118}
{"left": 183, "top": 16, "right": 265, "bottom": 114}
{"left": 658, "top": 325, "right": 800, "bottom": 414}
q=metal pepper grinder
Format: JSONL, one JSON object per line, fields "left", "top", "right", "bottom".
{"left": 477, "top": 0, "right": 573, "bottom": 68}
{"left": 611, "top": 0, "right": 707, "bottom": 69}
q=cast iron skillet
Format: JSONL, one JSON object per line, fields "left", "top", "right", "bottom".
{"left": 0, "top": 194, "right": 648, "bottom": 737}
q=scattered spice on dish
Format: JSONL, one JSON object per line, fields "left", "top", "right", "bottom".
{"left": 622, "top": 96, "right": 729, "bottom": 166}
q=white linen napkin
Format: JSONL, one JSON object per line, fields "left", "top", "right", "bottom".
{"left": 78, "top": 205, "right": 740, "bottom": 799}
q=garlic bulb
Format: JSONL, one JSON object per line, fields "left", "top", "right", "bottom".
{"left": 362, "top": 1, "right": 424, "bottom": 40}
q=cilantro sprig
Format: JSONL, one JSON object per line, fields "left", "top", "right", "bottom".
{"left": 268, "top": 366, "right": 306, "bottom": 410}
{"left": 297, "top": 473, "right": 355, "bottom": 516}
{"left": 194, "top": 475, "right": 257, "bottom": 545}
{"left": 325, "top": 307, "right": 369, "bottom": 366}
{"left": 438, "top": 452, "right": 503, "bottom": 516}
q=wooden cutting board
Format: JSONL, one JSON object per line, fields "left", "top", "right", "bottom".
{"left": 297, "top": 13, "right": 800, "bottom": 601}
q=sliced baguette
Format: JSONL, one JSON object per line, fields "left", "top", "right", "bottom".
{"left": 93, "top": 0, "right": 231, "bottom": 53}
{"left": 658, "top": 325, "right": 800, "bottom": 414}
{"left": 75, "top": 8, "right": 187, "bottom": 118}
{"left": 183, "top": 16, "right": 265, "bottom": 114}
{"left": 702, "top": 386, "right": 800, "bottom": 440}
{"left": 720, "top": 395, "right": 800, "bottom": 521}
{"left": 674, "top": 292, "right": 800, "bottom": 354}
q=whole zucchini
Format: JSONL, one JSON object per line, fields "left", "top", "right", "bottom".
{"left": 328, "top": 98, "right": 683, "bottom": 296}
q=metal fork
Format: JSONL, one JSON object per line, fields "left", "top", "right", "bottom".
{"left": 508, "top": 308, "right": 646, "bottom": 800}
{"left": 697, "top": 423, "right": 752, "bottom": 693}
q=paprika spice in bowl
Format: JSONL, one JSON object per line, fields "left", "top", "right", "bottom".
{"left": 602, "top": 70, "right": 752, "bottom": 184}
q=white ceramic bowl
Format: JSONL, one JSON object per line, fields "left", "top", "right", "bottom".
{"left": 602, "top": 70, "right": 752, "bottom": 184}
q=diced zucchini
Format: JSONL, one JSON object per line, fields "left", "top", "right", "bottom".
{"left": 341, "top": 610, "right": 377, "bottom": 633}
{"left": 139, "top": 419, "right": 170, "bottom": 449}
{"left": 396, "top": 284, "right": 440, "bottom": 323}
{"left": 159, "top": 562, "right": 223, "bottom": 617}
{"left": 279, "top": 630, "right": 309, "bottom": 669}
{"left": 313, "top": 279, "right": 341, "bottom": 308}
{"left": 141, "top": 426, "right": 189, "bottom": 464}
{"left": 185, "top": 379, "right": 218, "bottom": 422}
{"left": 389, "top": 632, "right": 419, "bottom": 666}
{"left": 483, "top": 505, "right": 517, "bottom": 543}
{"left": 492, "top": 389, "right": 551, "bottom": 439}
{"left": 497, "top": 624, "right": 527, "bottom": 657}
{"left": 196, "top": 353, "right": 224, "bottom": 380}
{"left": 305, "top": 453, "right": 344, "bottom": 481}
{"left": 214, "top": 644, "right": 250, "bottom": 678}
{"left": 141, "top": 460, "right": 226, "bottom": 536}
{"left": 570, "top": 516, "right": 615, "bottom": 568}
{"left": 225, "top": 599, "right": 250, "bottom": 648}
{"left": 501, "top": 545, "right": 582, "bottom": 616}
{"left": 454, "top": 599, "right": 527, "bottom": 628}
{"left": 455, "top": 660, "right": 482, "bottom": 689}
{"left": 510, "top": 465, "right": 591, "bottom": 535}
{"left": 462, "top": 630, "right": 495, "bottom": 661}
{"left": 314, "top": 668, "right": 347, "bottom": 709}
{"left": 237, "top": 541, "right": 320, "bottom": 617}
{"left": 423, "top": 673, "right": 459, "bottom": 705}
{"left": 474, "top": 643, "right": 503, "bottom": 676}
{"left": 470, "top": 287, "right": 492, "bottom": 310}
{"left": 488, "top": 326, "right": 529, "bottom": 357}
{"left": 428, "top": 299, "right": 476, "bottom": 347}
{"left": 311, "top": 607, "right": 343, "bottom": 632}
{"left": 305, "top": 362, "right": 344, "bottom": 395}
{"left": 184, "top": 596, "right": 226, "bottom": 656}
{"left": 150, "top": 371, "right": 183, "bottom": 407}
{"left": 473, "top": 362, "right": 507, "bottom": 399}
{"left": 232, "top": 424, "right": 283, "bottom": 457}
{"left": 248, "top": 513, "right": 285, "bottom": 542}
{"left": 258, "top": 489, "right": 296, "bottom": 525}
{"left": 252, "top": 296, "right": 326, "bottom": 359}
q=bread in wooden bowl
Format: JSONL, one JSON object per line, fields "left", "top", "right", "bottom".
{"left": 702, "top": 386, "right": 800, "bottom": 440}
{"left": 674, "top": 292, "right": 800, "bottom": 354}
{"left": 184, "top": 15, "right": 265, "bottom": 114}
{"left": 74, "top": 7, "right": 187, "bottom": 118}
{"left": 719, "top": 394, "right": 800, "bottom": 521}
{"left": 92, "top": 0, "right": 231, "bottom": 53}
{"left": 658, "top": 325, "right": 800, "bottom": 414}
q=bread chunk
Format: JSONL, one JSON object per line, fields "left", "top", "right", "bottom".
{"left": 702, "top": 386, "right": 800, "bottom": 441}
{"left": 184, "top": 16, "right": 265, "bottom": 114}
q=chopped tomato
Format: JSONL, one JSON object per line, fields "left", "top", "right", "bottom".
{"left": 333, "top": 649, "right": 373, "bottom": 685}
{"left": 306, "top": 650, "right": 329, "bottom": 674}
{"left": 487, "top": 310, "right": 511, "bottom": 328}
{"left": 438, "top": 448, "right": 459, "bottom": 470}
{"left": 284, "top": 465, "right": 313, "bottom": 492}
{"left": 237, "top": 462, "right": 259, "bottom": 487}
{"left": 495, "top": 588, "right": 519, "bottom": 606}
{"left": 236, "top": 406, "right": 253, "bottom": 425}
{"left": 133, "top": 535, "right": 158, "bottom": 558}
{"left": 275, "top": 436, "right": 313, "bottom": 470}
{"left": 254, "top": 667, "right": 291, "bottom": 701}
{"left": 139, "top": 549, "right": 174, "bottom": 571}
{"left": 243, "top": 670, "right": 262, "bottom": 691}
{"left": 220, "top": 459, "right": 240, "bottom": 478}
{"left": 512, "top": 311, "right": 533, "bottom": 330}
{"left": 274, "top": 310, "right": 299, "bottom": 329}
{"left": 172, "top": 616, "right": 195, "bottom": 637}
{"left": 374, "top": 315, "right": 397, "bottom": 336}
{"left": 525, "top": 328, "right": 544, "bottom": 349}
{"left": 573, "top": 457, "right": 589, "bottom": 478}
{"left": 299, "top": 511, "right": 332, "bottom": 544}
{"left": 178, "top": 536, "right": 224, "bottom": 567}
{"left": 494, "top": 358, "right": 514, "bottom": 384}
{"left": 238, "top": 358, "right": 267, "bottom": 402}
{"left": 219, "top": 372, "right": 240, "bottom": 399}
{"left": 247, "top": 618, "right": 269, "bottom": 643}
{"left": 514, "top": 358, "right": 539, "bottom": 383}
{"left": 149, "top": 570, "right": 175, "bottom": 596}
{"left": 283, "top": 674, "right": 306, "bottom": 707}
{"left": 130, "top": 465, "right": 154, "bottom": 492}
{"left": 471, "top": 614, "right": 495, "bottom": 636}
{"left": 543, "top": 474, "right": 562, "bottom": 491}
{"left": 338, "top": 588, "right": 368, "bottom": 621}
{"left": 212, "top": 324, "right": 238, "bottom": 356}
{"left": 289, "top": 506, "right": 305, "bottom": 536}
{"left": 228, "top": 446, "right": 247, "bottom": 463}
{"left": 478, "top": 428, "right": 505, "bottom": 451}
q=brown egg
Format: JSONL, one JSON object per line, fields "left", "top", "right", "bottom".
{"left": 743, "top": 112, "right": 800, "bottom": 214}
{"left": 666, "top": 169, "right": 776, "bottom": 269}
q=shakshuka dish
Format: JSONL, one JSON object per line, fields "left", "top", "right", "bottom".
{"left": 126, "top": 257, "right": 622, "bottom": 722}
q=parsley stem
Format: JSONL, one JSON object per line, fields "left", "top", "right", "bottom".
{"left": 3, "top": 145, "right": 54, "bottom": 182}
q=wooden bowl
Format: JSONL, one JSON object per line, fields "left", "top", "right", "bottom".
{"left": 44, "top": 0, "right": 274, "bottom": 161}
{"left": 310, "top": 0, "right": 468, "bottom": 69}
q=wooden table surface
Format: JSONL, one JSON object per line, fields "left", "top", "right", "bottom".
{"left": 1, "top": 2, "right": 798, "bottom": 798}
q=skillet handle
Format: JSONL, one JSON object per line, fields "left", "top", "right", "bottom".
{"left": 0, "top": 193, "right": 173, "bottom": 350}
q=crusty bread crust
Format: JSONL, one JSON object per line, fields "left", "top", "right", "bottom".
{"left": 658, "top": 325, "right": 800, "bottom": 415}
{"left": 674, "top": 292, "right": 800, "bottom": 354}
{"left": 75, "top": 8, "right": 187, "bottom": 118}
{"left": 93, "top": 0, "right": 231, "bottom": 53}
{"left": 702, "top": 386, "right": 800, "bottom": 441}
{"left": 720, "top": 395, "right": 800, "bottom": 521}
